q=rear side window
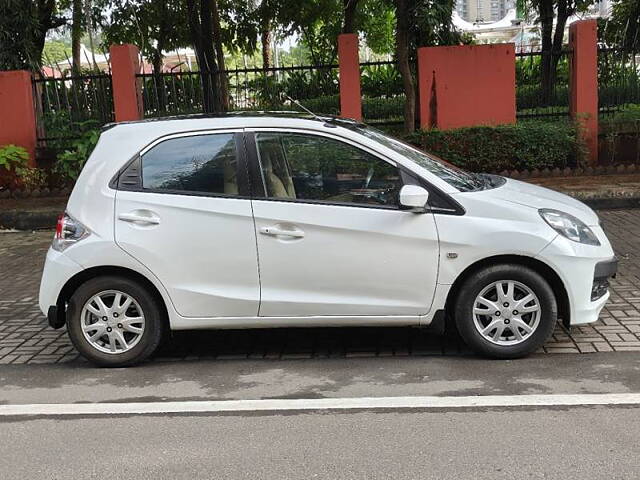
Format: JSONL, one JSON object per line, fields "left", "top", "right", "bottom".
{"left": 141, "top": 133, "right": 238, "bottom": 195}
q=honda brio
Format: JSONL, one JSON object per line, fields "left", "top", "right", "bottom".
{"left": 39, "top": 113, "right": 617, "bottom": 366}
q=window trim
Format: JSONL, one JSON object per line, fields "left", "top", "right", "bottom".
{"left": 247, "top": 128, "right": 405, "bottom": 211}
{"left": 110, "top": 129, "right": 252, "bottom": 199}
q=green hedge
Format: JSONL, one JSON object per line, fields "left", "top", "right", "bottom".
{"left": 406, "top": 121, "right": 585, "bottom": 172}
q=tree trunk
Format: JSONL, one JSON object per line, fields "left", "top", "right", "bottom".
{"left": 538, "top": 0, "right": 555, "bottom": 105}
{"left": 152, "top": 5, "right": 169, "bottom": 112}
{"left": 395, "top": 0, "right": 415, "bottom": 133}
{"left": 552, "top": 1, "right": 572, "bottom": 91}
{"left": 186, "top": 0, "right": 221, "bottom": 113}
{"left": 343, "top": 0, "right": 359, "bottom": 33}
{"left": 211, "top": 0, "right": 229, "bottom": 110}
{"left": 261, "top": 30, "right": 272, "bottom": 69}
{"left": 34, "top": 0, "right": 64, "bottom": 70}
{"left": 71, "top": 0, "right": 82, "bottom": 74}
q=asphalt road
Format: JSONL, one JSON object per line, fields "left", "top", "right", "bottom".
{"left": 2, "top": 407, "right": 639, "bottom": 480}
{"left": 2, "top": 352, "right": 640, "bottom": 479}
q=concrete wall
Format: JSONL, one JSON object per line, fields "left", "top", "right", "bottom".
{"left": 0, "top": 71, "right": 37, "bottom": 165}
{"left": 417, "top": 43, "right": 516, "bottom": 130}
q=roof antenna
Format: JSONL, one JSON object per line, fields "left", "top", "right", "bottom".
{"left": 283, "top": 94, "right": 338, "bottom": 128}
{"left": 283, "top": 94, "right": 322, "bottom": 120}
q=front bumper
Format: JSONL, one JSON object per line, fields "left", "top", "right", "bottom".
{"left": 592, "top": 257, "right": 618, "bottom": 301}
{"left": 537, "top": 226, "right": 616, "bottom": 326}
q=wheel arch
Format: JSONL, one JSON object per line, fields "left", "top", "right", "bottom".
{"left": 56, "top": 266, "right": 170, "bottom": 328}
{"left": 445, "top": 254, "right": 570, "bottom": 328}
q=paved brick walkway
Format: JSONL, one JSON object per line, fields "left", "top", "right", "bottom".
{"left": 2, "top": 209, "right": 640, "bottom": 364}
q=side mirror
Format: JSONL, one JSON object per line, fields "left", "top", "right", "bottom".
{"left": 399, "top": 185, "right": 429, "bottom": 212}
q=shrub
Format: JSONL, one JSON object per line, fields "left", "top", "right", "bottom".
{"left": 361, "top": 64, "right": 403, "bottom": 98}
{"left": 55, "top": 129, "right": 100, "bottom": 182}
{"left": 609, "top": 104, "right": 640, "bottom": 123}
{"left": 301, "top": 95, "right": 340, "bottom": 115}
{"left": 0, "top": 144, "right": 30, "bottom": 190}
{"left": 18, "top": 166, "right": 48, "bottom": 190}
{"left": 0, "top": 144, "right": 29, "bottom": 172}
{"left": 406, "top": 121, "right": 585, "bottom": 172}
{"left": 363, "top": 96, "right": 404, "bottom": 121}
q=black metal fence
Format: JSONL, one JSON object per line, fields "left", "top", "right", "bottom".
{"left": 515, "top": 49, "right": 572, "bottom": 120}
{"left": 32, "top": 46, "right": 639, "bottom": 151}
{"left": 598, "top": 47, "right": 640, "bottom": 116}
{"left": 32, "top": 74, "right": 114, "bottom": 149}
{"left": 138, "top": 63, "right": 341, "bottom": 118}
{"left": 137, "top": 60, "right": 405, "bottom": 125}
{"left": 360, "top": 60, "right": 404, "bottom": 125}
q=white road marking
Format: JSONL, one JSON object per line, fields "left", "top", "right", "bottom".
{"left": 1, "top": 393, "right": 640, "bottom": 416}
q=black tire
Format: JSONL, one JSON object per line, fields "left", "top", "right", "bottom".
{"left": 67, "top": 276, "right": 164, "bottom": 367}
{"left": 454, "top": 264, "right": 557, "bottom": 359}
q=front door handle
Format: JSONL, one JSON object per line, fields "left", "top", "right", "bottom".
{"left": 259, "top": 226, "right": 305, "bottom": 238}
{"left": 118, "top": 212, "right": 160, "bottom": 225}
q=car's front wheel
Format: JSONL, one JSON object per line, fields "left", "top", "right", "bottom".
{"left": 67, "top": 276, "right": 164, "bottom": 367}
{"left": 454, "top": 264, "right": 557, "bottom": 359}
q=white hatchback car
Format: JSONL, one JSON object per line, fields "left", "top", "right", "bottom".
{"left": 39, "top": 114, "right": 617, "bottom": 366}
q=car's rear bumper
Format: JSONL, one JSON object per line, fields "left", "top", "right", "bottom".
{"left": 39, "top": 247, "right": 83, "bottom": 326}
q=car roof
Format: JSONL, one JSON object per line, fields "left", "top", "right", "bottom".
{"left": 103, "top": 112, "right": 364, "bottom": 132}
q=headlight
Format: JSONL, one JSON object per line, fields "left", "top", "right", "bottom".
{"left": 539, "top": 209, "right": 600, "bottom": 246}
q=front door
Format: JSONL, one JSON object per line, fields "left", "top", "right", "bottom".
{"left": 248, "top": 130, "right": 440, "bottom": 318}
{"left": 115, "top": 131, "right": 260, "bottom": 318}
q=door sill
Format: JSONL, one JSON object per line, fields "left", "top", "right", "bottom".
{"left": 170, "top": 315, "right": 423, "bottom": 330}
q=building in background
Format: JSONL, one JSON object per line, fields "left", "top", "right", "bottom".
{"left": 455, "top": 0, "right": 516, "bottom": 23}
{"left": 455, "top": 0, "right": 609, "bottom": 24}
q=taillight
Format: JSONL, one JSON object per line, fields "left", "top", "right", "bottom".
{"left": 52, "top": 212, "right": 90, "bottom": 252}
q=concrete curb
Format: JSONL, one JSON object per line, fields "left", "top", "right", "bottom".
{"left": 581, "top": 196, "right": 640, "bottom": 210}
{"left": 0, "top": 211, "right": 60, "bottom": 231}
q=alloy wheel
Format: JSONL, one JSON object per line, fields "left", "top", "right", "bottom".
{"left": 472, "top": 280, "right": 541, "bottom": 346}
{"left": 80, "top": 290, "right": 146, "bottom": 354}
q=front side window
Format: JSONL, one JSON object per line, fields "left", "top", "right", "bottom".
{"left": 255, "top": 132, "right": 402, "bottom": 208}
{"left": 351, "top": 125, "right": 487, "bottom": 192}
{"left": 142, "top": 133, "right": 238, "bottom": 195}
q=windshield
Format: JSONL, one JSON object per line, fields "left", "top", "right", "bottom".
{"left": 352, "top": 125, "right": 485, "bottom": 192}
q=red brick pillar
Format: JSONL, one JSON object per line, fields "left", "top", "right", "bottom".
{"left": 110, "top": 44, "right": 143, "bottom": 122}
{"left": 569, "top": 20, "right": 598, "bottom": 166}
{"left": 337, "top": 33, "right": 362, "bottom": 121}
{"left": 0, "top": 71, "right": 37, "bottom": 165}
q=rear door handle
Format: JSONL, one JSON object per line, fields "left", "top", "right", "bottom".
{"left": 259, "top": 226, "right": 304, "bottom": 238}
{"left": 118, "top": 212, "right": 160, "bottom": 225}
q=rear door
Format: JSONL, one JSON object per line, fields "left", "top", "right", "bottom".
{"left": 247, "top": 129, "right": 440, "bottom": 318}
{"left": 114, "top": 130, "right": 260, "bottom": 318}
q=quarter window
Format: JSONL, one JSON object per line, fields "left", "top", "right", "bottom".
{"left": 142, "top": 133, "right": 238, "bottom": 195}
{"left": 255, "top": 133, "right": 402, "bottom": 208}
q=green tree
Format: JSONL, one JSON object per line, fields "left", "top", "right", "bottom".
{"left": 42, "top": 40, "right": 72, "bottom": 65}
{"left": 0, "top": 0, "right": 66, "bottom": 71}
{"left": 602, "top": 0, "right": 640, "bottom": 50}
{"left": 360, "top": 0, "right": 395, "bottom": 55}
{"left": 393, "top": 0, "right": 468, "bottom": 132}
{"left": 101, "top": 0, "right": 190, "bottom": 75}
{"left": 525, "top": 0, "right": 596, "bottom": 104}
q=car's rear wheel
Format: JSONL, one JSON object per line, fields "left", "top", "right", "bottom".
{"left": 454, "top": 264, "right": 557, "bottom": 359}
{"left": 67, "top": 276, "right": 164, "bottom": 367}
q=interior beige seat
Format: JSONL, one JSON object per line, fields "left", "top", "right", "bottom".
{"left": 260, "top": 143, "right": 296, "bottom": 199}
{"left": 223, "top": 158, "right": 238, "bottom": 195}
